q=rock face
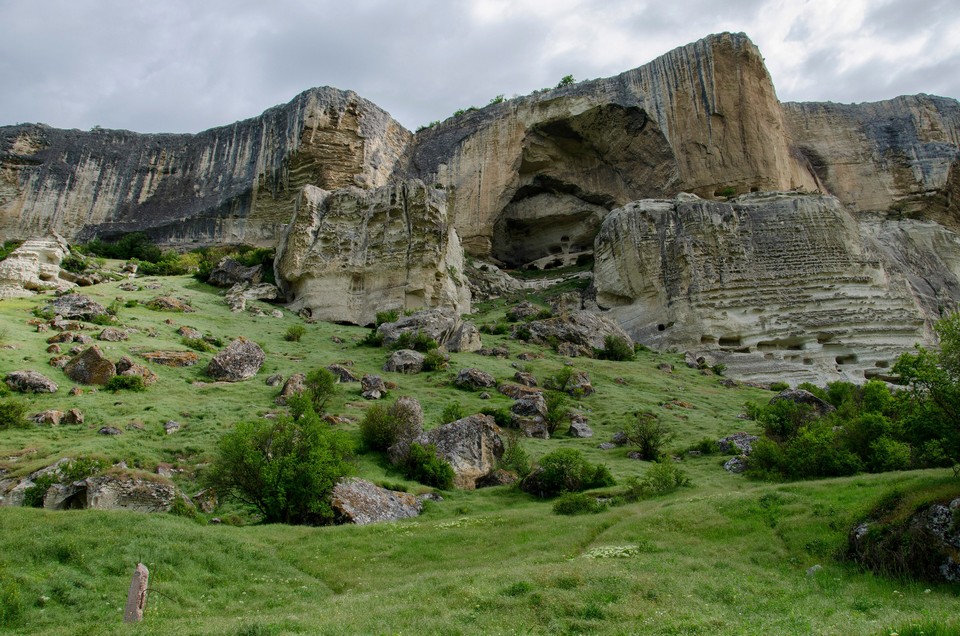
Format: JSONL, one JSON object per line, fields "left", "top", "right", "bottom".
{"left": 275, "top": 180, "right": 470, "bottom": 325}
{"left": 331, "top": 477, "right": 423, "bottom": 525}
{"left": 206, "top": 337, "right": 265, "bottom": 381}
{"left": 83, "top": 475, "right": 176, "bottom": 513}
{"left": 0, "top": 234, "right": 74, "bottom": 297}
{"left": 594, "top": 192, "right": 939, "bottom": 384}
{"left": 1, "top": 87, "right": 410, "bottom": 247}
{"left": 414, "top": 414, "right": 504, "bottom": 489}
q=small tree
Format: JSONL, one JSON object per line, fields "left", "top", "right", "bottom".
{"left": 305, "top": 368, "right": 338, "bottom": 413}
{"left": 557, "top": 75, "right": 575, "bottom": 88}
{"left": 206, "top": 397, "right": 353, "bottom": 525}
{"left": 626, "top": 411, "right": 673, "bottom": 461}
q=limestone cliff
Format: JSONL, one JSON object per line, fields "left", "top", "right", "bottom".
{"left": 783, "top": 95, "right": 960, "bottom": 226}
{"left": 593, "top": 192, "right": 941, "bottom": 384}
{"left": 0, "top": 88, "right": 410, "bottom": 247}
{"left": 274, "top": 180, "right": 469, "bottom": 325}
{"left": 403, "top": 32, "right": 818, "bottom": 263}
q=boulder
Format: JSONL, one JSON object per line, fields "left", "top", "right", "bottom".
{"left": 64, "top": 409, "right": 84, "bottom": 425}
{"left": 568, "top": 414, "right": 594, "bottom": 438}
{"left": 413, "top": 414, "right": 504, "bottom": 489}
{"left": 519, "top": 310, "right": 633, "bottom": 353}
{"left": 565, "top": 370, "right": 594, "bottom": 397}
{"left": 514, "top": 371, "right": 538, "bottom": 387}
{"left": 361, "top": 374, "right": 387, "bottom": 400}
{"left": 84, "top": 475, "right": 176, "bottom": 512}
{"left": 506, "top": 301, "right": 544, "bottom": 322}
{"left": 511, "top": 393, "right": 550, "bottom": 439}
{"left": 145, "top": 296, "right": 195, "bottom": 312}
{"left": 326, "top": 364, "right": 359, "bottom": 383}
{"left": 276, "top": 373, "right": 306, "bottom": 405}
{"left": 164, "top": 421, "right": 181, "bottom": 435}
{"left": 475, "top": 469, "right": 518, "bottom": 488}
{"left": 383, "top": 349, "right": 425, "bottom": 374}
{"left": 97, "top": 327, "right": 127, "bottom": 342}
{"left": 177, "top": 326, "right": 202, "bottom": 339}
{"left": 454, "top": 368, "right": 496, "bottom": 390}
{"left": 497, "top": 383, "right": 543, "bottom": 399}
{"left": 723, "top": 457, "right": 747, "bottom": 473}
{"left": 769, "top": 389, "right": 836, "bottom": 418}
{"left": 142, "top": 351, "right": 200, "bottom": 367}
{"left": 377, "top": 308, "right": 482, "bottom": 353}
{"left": 4, "top": 370, "right": 58, "bottom": 393}
{"left": 47, "top": 293, "right": 107, "bottom": 321}
{"left": 99, "top": 426, "right": 123, "bottom": 435}
{"left": 224, "top": 282, "right": 279, "bottom": 312}
{"left": 32, "top": 409, "right": 64, "bottom": 426}
{"left": 207, "top": 257, "right": 263, "bottom": 288}
{"left": 476, "top": 346, "right": 509, "bottom": 358}
{"left": 718, "top": 432, "right": 760, "bottom": 455}
{"left": 64, "top": 346, "right": 117, "bottom": 385}
{"left": 265, "top": 373, "right": 284, "bottom": 387}
{"left": 116, "top": 356, "right": 158, "bottom": 385}
{"left": 206, "top": 338, "right": 265, "bottom": 381}
{"left": 275, "top": 181, "right": 471, "bottom": 326}
{"left": 331, "top": 478, "right": 423, "bottom": 525}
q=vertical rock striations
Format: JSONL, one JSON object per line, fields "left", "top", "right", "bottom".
{"left": 0, "top": 88, "right": 411, "bottom": 247}
{"left": 274, "top": 180, "right": 470, "bottom": 325}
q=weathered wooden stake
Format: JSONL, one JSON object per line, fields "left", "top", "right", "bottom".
{"left": 123, "top": 562, "right": 149, "bottom": 623}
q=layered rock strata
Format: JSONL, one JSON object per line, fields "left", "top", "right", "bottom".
{"left": 593, "top": 192, "right": 950, "bottom": 384}
{"left": 275, "top": 180, "right": 470, "bottom": 325}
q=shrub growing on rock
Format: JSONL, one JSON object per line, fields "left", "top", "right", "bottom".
{"left": 594, "top": 335, "right": 635, "bottom": 361}
{"left": 206, "top": 397, "right": 353, "bottom": 525}
{"left": 402, "top": 443, "right": 455, "bottom": 489}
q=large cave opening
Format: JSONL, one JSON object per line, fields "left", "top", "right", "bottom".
{"left": 492, "top": 104, "right": 680, "bottom": 269}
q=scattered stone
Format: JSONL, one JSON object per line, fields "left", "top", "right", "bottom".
{"left": 497, "top": 383, "right": 543, "bottom": 399}
{"left": 176, "top": 326, "right": 202, "bottom": 339}
{"left": 46, "top": 343, "right": 61, "bottom": 354}
{"left": 516, "top": 352, "right": 541, "bottom": 361}
{"left": 568, "top": 414, "right": 593, "bottom": 438}
{"left": 361, "top": 374, "right": 387, "bottom": 400}
{"left": 658, "top": 363, "right": 674, "bottom": 373}
{"left": 598, "top": 442, "right": 617, "bottom": 450}
{"left": 163, "top": 421, "right": 181, "bottom": 435}
{"left": 326, "top": 364, "right": 359, "bottom": 383}
{"left": 556, "top": 342, "right": 589, "bottom": 357}
{"left": 383, "top": 349, "right": 425, "bottom": 374}
{"left": 97, "top": 327, "right": 127, "bottom": 342}
{"left": 565, "top": 370, "right": 595, "bottom": 396}
{"left": 48, "top": 356, "right": 70, "bottom": 369}
{"left": 413, "top": 414, "right": 504, "bottom": 489}
{"left": 265, "top": 373, "right": 284, "bottom": 387}
{"left": 806, "top": 564, "right": 823, "bottom": 576}
{"left": 47, "top": 331, "right": 77, "bottom": 344}
{"left": 192, "top": 489, "right": 218, "bottom": 514}
{"left": 64, "top": 409, "right": 84, "bottom": 425}
{"left": 142, "top": 351, "right": 200, "bottom": 367}
{"left": 627, "top": 451, "right": 644, "bottom": 461}
{"left": 476, "top": 346, "right": 509, "bottom": 358}
{"left": 116, "top": 356, "right": 159, "bottom": 385}
{"left": 5, "top": 370, "right": 58, "bottom": 393}
{"left": 514, "top": 371, "right": 538, "bottom": 387}
{"left": 479, "top": 391, "right": 491, "bottom": 400}
{"left": 276, "top": 373, "right": 306, "bottom": 405}
{"left": 64, "top": 346, "right": 116, "bottom": 385}
{"left": 156, "top": 463, "right": 175, "bottom": 478}
{"left": 454, "top": 368, "right": 496, "bottom": 390}
{"left": 118, "top": 282, "right": 139, "bottom": 292}
{"left": 723, "top": 457, "right": 747, "bottom": 473}
{"left": 126, "top": 422, "right": 145, "bottom": 431}
{"left": 207, "top": 258, "right": 263, "bottom": 288}
{"left": 46, "top": 294, "right": 107, "bottom": 321}
{"left": 68, "top": 345, "right": 84, "bottom": 355}
{"left": 225, "top": 282, "right": 279, "bottom": 312}
{"left": 98, "top": 426, "right": 123, "bottom": 436}
{"left": 68, "top": 386, "right": 82, "bottom": 396}
{"left": 32, "top": 410, "right": 64, "bottom": 426}
{"left": 718, "top": 432, "right": 760, "bottom": 455}
{"left": 206, "top": 337, "right": 265, "bottom": 382}
{"left": 331, "top": 477, "right": 424, "bottom": 525}
{"left": 611, "top": 431, "right": 629, "bottom": 446}
{"left": 330, "top": 335, "right": 344, "bottom": 344}
{"left": 145, "top": 296, "right": 195, "bottom": 312}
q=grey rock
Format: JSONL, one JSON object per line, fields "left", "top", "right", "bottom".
{"left": 97, "top": 327, "right": 128, "bottom": 342}
{"left": 413, "top": 414, "right": 504, "bottom": 489}
{"left": 163, "top": 421, "right": 181, "bottom": 435}
{"left": 598, "top": 442, "right": 617, "bottom": 450}
{"left": 207, "top": 258, "right": 263, "bottom": 288}
{"left": 723, "top": 457, "right": 747, "bottom": 473}
{"left": 84, "top": 475, "right": 176, "bottom": 512}
{"left": 265, "top": 373, "right": 284, "bottom": 387}
{"left": 378, "top": 308, "right": 482, "bottom": 353}
{"left": 568, "top": 415, "right": 593, "bottom": 438}
{"left": 361, "top": 374, "right": 387, "bottom": 400}
{"left": 47, "top": 294, "right": 107, "bottom": 321}
{"left": 454, "top": 368, "right": 496, "bottom": 390}
{"left": 513, "top": 371, "right": 538, "bottom": 387}
{"left": 519, "top": 310, "right": 633, "bottom": 353}
{"left": 5, "top": 370, "right": 58, "bottom": 393}
{"left": 98, "top": 426, "right": 123, "bottom": 436}
{"left": 383, "top": 349, "right": 425, "bottom": 374}
{"left": 718, "top": 432, "right": 760, "bottom": 455}
{"left": 326, "top": 364, "right": 359, "bottom": 383}
{"left": 64, "top": 346, "right": 117, "bottom": 385}
{"left": 385, "top": 397, "right": 425, "bottom": 465}
{"left": 276, "top": 373, "right": 306, "bottom": 405}
{"left": 770, "top": 389, "right": 836, "bottom": 418}
{"left": 331, "top": 478, "right": 423, "bottom": 525}
{"left": 206, "top": 337, "right": 265, "bottom": 382}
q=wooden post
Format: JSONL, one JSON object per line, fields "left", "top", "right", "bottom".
{"left": 123, "top": 563, "right": 149, "bottom": 623}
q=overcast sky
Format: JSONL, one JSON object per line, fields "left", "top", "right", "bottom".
{"left": 0, "top": 0, "right": 957, "bottom": 134}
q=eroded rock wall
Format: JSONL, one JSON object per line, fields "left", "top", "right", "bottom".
{"left": 783, "top": 96, "right": 960, "bottom": 225}
{"left": 404, "top": 32, "right": 818, "bottom": 263}
{"left": 275, "top": 180, "right": 469, "bottom": 325}
{"left": 0, "top": 88, "right": 410, "bottom": 247}
{"left": 594, "top": 192, "right": 948, "bottom": 384}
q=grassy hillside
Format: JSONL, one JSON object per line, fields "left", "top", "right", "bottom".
{"left": 0, "top": 273, "right": 957, "bottom": 635}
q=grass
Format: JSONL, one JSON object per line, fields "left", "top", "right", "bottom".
{"left": 0, "top": 271, "right": 958, "bottom": 634}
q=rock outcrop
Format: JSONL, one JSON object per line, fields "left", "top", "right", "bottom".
{"left": 0, "top": 234, "right": 74, "bottom": 297}
{"left": 593, "top": 192, "right": 941, "bottom": 384}
{"left": 275, "top": 180, "right": 471, "bottom": 325}
{"left": 1, "top": 87, "right": 410, "bottom": 247}
{"left": 206, "top": 337, "right": 265, "bottom": 382}
{"left": 331, "top": 477, "right": 423, "bottom": 525}
{"left": 413, "top": 414, "right": 504, "bottom": 489}
{"left": 377, "top": 308, "right": 482, "bottom": 352}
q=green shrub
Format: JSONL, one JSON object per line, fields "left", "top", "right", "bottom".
{"left": 553, "top": 492, "right": 605, "bottom": 515}
{"left": 686, "top": 437, "right": 720, "bottom": 455}
{"left": 284, "top": 325, "right": 306, "bottom": 342}
{"left": 0, "top": 399, "right": 28, "bottom": 429}
{"left": 513, "top": 325, "right": 532, "bottom": 341}
{"left": 402, "top": 443, "right": 454, "bottom": 489}
{"left": 626, "top": 411, "right": 673, "bottom": 461}
{"left": 206, "top": 402, "right": 353, "bottom": 525}
{"left": 439, "top": 402, "right": 466, "bottom": 425}
{"left": 594, "top": 335, "right": 635, "bottom": 361}
{"left": 543, "top": 391, "right": 570, "bottom": 435}
{"left": 389, "top": 331, "right": 438, "bottom": 353}
{"left": 182, "top": 337, "right": 216, "bottom": 353}
{"left": 498, "top": 431, "right": 532, "bottom": 477}
{"left": 105, "top": 375, "right": 146, "bottom": 392}
{"left": 530, "top": 448, "right": 615, "bottom": 497}
{"left": 375, "top": 310, "right": 399, "bottom": 327}
{"left": 623, "top": 461, "right": 691, "bottom": 500}
{"left": 22, "top": 473, "right": 58, "bottom": 508}
{"left": 557, "top": 74, "right": 575, "bottom": 88}
{"left": 866, "top": 436, "right": 911, "bottom": 472}
{"left": 769, "top": 381, "right": 790, "bottom": 392}
{"left": 359, "top": 329, "right": 385, "bottom": 347}
{"left": 359, "top": 404, "right": 398, "bottom": 451}
{"left": 60, "top": 457, "right": 107, "bottom": 482}
{"left": 0, "top": 240, "right": 23, "bottom": 262}
{"left": 544, "top": 367, "right": 574, "bottom": 392}
{"left": 749, "top": 399, "right": 816, "bottom": 441}
{"left": 422, "top": 348, "right": 448, "bottom": 372}
{"left": 305, "top": 368, "right": 338, "bottom": 413}
{"left": 480, "top": 406, "right": 513, "bottom": 429}
{"left": 60, "top": 253, "right": 87, "bottom": 274}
